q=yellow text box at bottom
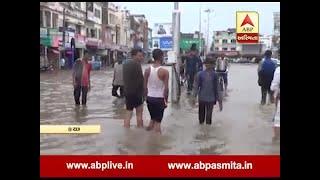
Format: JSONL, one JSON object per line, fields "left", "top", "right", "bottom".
{"left": 40, "top": 125, "right": 101, "bottom": 134}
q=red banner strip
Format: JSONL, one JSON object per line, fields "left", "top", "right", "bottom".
{"left": 40, "top": 155, "right": 280, "bottom": 177}
{"left": 236, "top": 33, "right": 259, "bottom": 43}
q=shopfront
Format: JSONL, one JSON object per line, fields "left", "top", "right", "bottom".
{"left": 86, "top": 38, "right": 103, "bottom": 70}
{"left": 75, "top": 34, "right": 86, "bottom": 60}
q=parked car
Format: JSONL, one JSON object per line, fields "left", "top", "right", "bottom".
{"left": 238, "top": 58, "right": 251, "bottom": 63}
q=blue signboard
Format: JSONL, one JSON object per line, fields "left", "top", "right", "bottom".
{"left": 160, "top": 37, "right": 173, "bottom": 50}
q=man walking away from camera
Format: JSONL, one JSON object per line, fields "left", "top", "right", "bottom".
{"left": 258, "top": 50, "right": 276, "bottom": 105}
{"left": 112, "top": 58, "right": 124, "bottom": 98}
{"left": 144, "top": 49, "right": 169, "bottom": 134}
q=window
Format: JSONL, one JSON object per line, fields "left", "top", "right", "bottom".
{"left": 222, "top": 39, "right": 228, "bottom": 44}
{"left": 75, "top": 2, "right": 81, "bottom": 9}
{"left": 94, "top": 8, "right": 101, "bottom": 18}
{"left": 76, "top": 25, "right": 81, "bottom": 35}
{"left": 109, "top": 14, "right": 116, "bottom": 25}
{"left": 87, "top": 2, "right": 93, "bottom": 12}
{"left": 40, "top": 10, "right": 43, "bottom": 27}
{"left": 116, "top": 27, "right": 120, "bottom": 44}
{"left": 231, "top": 39, "right": 236, "bottom": 43}
{"left": 90, "top": 29, "right": 96, "bottom": 38}
{"left": 223, "top": 47, "right": 228, "bottom": 51}
{"left": 112, "top": 34, "right": 115, "bottom": 43}
{"left": 45, "top": 11, "right": 51, "bottom": 27}
{"left": 231, "top": 47, "right": 236, "bottom": 51}
{"left": 215, "top": 39, "right": 219, "bottom": 43}
{"left": 86, "top": 28, "right": 89, "bottom": 37}
{"left": 52, "top": 13, "right": 58, "bottom": 28}
{"left": 215, "top": 47, "right": 219, "bottom": 51}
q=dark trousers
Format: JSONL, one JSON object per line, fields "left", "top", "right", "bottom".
{"left": 112, "top": 85, "right": 124, "bottom": 97}
{"left": 74, "top": 86, "right": 89, "bottom": 105}
{"left": 187, "top": 73, "right": 195, "bottom": 91}
{"left": 261, "top": 86, "right": 273, "bottom": 105}
{"left": 199, "top": 101, "right": 214, "bottom": 125}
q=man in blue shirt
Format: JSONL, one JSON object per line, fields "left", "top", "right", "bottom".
{"left": 193, "top": 56, "right": 219, "bottom": 125}
{"left": 185, "top": 44, "right": 203, "bottom": 94}
{"left": 258, "top": 50, "right": 276, "bottom": 105}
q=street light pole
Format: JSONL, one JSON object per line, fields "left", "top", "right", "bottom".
{"left": 207, "top": 10, "right": 209, "bottom": 53}
{"left": 172, "top": 2, "right": 181, "bottom": 103}
{"left": 199, "top": 6, "right": 201, "bottom": 56}
{"left": 62, "top": 8, "right": 66, "bottom": 49}
{"left": 204, "top": 9, "right": 213, "bottom": 54}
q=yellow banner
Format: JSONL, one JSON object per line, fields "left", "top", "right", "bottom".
{"left": 40, "top": 125, "right": 101, "bottom": 134}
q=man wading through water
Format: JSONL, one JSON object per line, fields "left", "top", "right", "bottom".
{"left": 193, "top": 56, "right": 219, "bottom": 125}
{"left": 73, "top": 54, "right": 92, "bottom": 106}
{"left": 123, "top": 48, "right": 145, "bottom": 128}
{"left": 144, "top": 49, "right": 169, "bottom": 134}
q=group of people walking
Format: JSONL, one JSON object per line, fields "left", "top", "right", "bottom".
{"left": 71, "top": 47, "right": 279, "bottom": 137}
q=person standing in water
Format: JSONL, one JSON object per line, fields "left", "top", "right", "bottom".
{"left": 193, "top": 56, "right": 219, "bottom": 125}
{"left": 72, "top": 54, "right": 92, "bottom": 106}
{"left": 123, "top": 48, "right": 145, "bottom": 128}
{"left": 144, "top": 49, "right": 169, "bottom": 134}
{"left": 112, "top": 58, "right": 124, "bottom": 98}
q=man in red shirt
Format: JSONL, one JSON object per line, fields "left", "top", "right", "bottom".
{"left": 73, "top": 54, "right": 92, "bottom": 106}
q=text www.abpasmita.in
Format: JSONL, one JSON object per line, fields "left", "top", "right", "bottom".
{"left": 66, "top": 161, "right": 134, "bottom": 171}
{"left": 168, "top": 161, "right": 253, "bottom": 171}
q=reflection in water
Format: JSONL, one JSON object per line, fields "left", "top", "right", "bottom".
{"left": 75, "top": 106, "right": 88, "bottom": 123}
{"left": 40, "top": 65, "right": 280, "bottom": 155}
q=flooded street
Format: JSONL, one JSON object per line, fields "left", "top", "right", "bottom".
{"left": 40, "top": 64, "right": 279, "bottom": 155}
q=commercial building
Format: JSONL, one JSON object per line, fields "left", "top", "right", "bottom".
{"left": 40, "top": 2, "right": 151, "bottom": 70}
{"left": 40, "top": 2, "right": 64, "bottom": 69}
{"left": 212, "top": 28, "right": 239, "bottom": 57}
{"left": 272, "top": 12, "right": 280, "bottom": 58}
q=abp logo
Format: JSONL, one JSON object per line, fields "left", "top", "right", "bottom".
{"left": 236, "top": 11, "right": 259, "bottom": 43}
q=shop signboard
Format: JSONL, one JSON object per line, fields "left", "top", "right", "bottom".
{"left": 159, "top": 36, "right": 173, "bottom": 50}
{"left": 180, "top": 38, "right": 203, "bottom": 51}
{"left": 40, "top": 28, "right": 48, "bottom": 38}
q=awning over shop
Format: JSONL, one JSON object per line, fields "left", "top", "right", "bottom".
{"left": 51, "top": 48, "right": 60, "bottom": 54}
{"left": 97, "top": 50, "right": 108, "bottom": 56}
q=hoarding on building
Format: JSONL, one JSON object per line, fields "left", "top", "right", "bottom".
{"left": 159, "top": 37, "right": 173, "bottom": 50}
{"left": 153, "top": 23, "right": 172, "bottom": 38}
{"left": 180, "top": 38, "right": 204, "bottom": 51}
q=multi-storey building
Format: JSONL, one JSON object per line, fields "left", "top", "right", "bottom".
{"left": 40, "top": 2, "right": 62, "bottom": 69}
{"left": 272, "top": 12, "right": 280, "bottom": 58}
{"left": 85, "top": 2, "right": 103, "bottom": 60}
{"left": 213, "top": 28, "right": 237, "bottom": 52}
{"left": 130, "top": 14, "right": 148, "bottom": 51}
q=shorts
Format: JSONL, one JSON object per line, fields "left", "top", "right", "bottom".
{"left": 146, "top": 97, "right": 166, "bottom": 122}
{"left": 125, "top": 94, "right": 143, "bottom": 111}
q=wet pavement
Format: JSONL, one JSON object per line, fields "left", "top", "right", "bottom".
{"left": 40, "top": 64, "right": 279, "bottom": 155}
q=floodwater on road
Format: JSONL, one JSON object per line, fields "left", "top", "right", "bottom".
{"left": 40, "top": 64, "right": 279, "bottom": 155}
